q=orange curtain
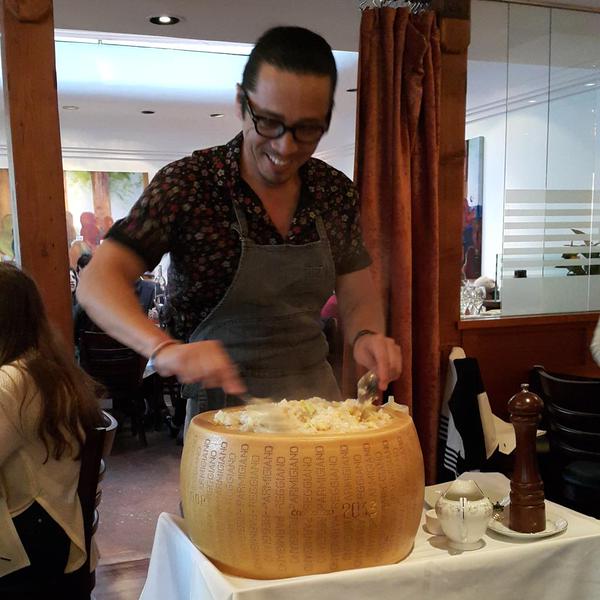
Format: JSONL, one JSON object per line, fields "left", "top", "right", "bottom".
{"left": 349, "top": 7, "right": 441, "bottom": 483}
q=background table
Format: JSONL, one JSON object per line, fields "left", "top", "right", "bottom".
{"left": 140, "top": 473, "right": 600, "bottom": 600}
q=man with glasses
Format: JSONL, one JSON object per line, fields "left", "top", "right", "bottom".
{"left": 77, "top": 26, "right": 402, "bottom": 421}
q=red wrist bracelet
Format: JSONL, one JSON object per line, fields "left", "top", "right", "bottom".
{"left": 148, "top": 339, "right": 180, "bottom": 368}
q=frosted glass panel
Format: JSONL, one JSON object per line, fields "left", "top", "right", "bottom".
{"left": 467, "top": 1, "right": 600, "bottom": 317}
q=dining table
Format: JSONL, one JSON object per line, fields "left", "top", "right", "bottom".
{"left": 139, "top": 472, "right": 600, "bottom": 600}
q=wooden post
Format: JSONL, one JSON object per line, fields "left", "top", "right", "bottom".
{"left": 434, "top": 0, "right": 470, "bottom": 374}
{"left": 0, "top": 0, "right": 73, "bottom": 344}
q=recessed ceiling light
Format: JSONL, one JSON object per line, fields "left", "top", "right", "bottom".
{"left": 585, "top": 82, "right": 596, "bottom": 87}
{"left": 62, "top": 105, "right": 79, "bottom": 110}
{"left": 141, "top": 110, "right": 155, "bottom": 114}
{"left": 346, "top": 88, "right": 357, "bottom": 93}
{"left": 149, "top": 15, "right": 180, "bottom": 26}
{"left": 528, "top": 100, "right": 537, "bottom": 103}
{"left": 210, "top": 113, "right": 224, "bottom": 118}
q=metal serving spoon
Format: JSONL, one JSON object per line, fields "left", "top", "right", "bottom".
{"left": 237, "top": 393, "right": 293, "bottom": 432}
{"left": 239, "top": 393, "right": 272, "bottom": 406}
{"left": 357, "top": 370, "right": 379, "bottom": 403}
{"left": 357, "top": 370, "right": 379, "bottom": 418}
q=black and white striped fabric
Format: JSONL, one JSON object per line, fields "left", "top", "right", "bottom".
{"left": 438, "top": 348, "right": 489, "bottom": 481}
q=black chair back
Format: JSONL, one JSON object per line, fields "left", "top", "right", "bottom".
{"left": 532, "top": 366, "right": 600, "bottom": 516}
{"left": 534, "top": 366, "right": 600, "bottom": 462}
{"left": 79, "top": 330, "right": 148, "bottom": 445}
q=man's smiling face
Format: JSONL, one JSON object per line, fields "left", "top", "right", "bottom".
{"left": 239, "top": 63, "right": 332, "bottom": 188}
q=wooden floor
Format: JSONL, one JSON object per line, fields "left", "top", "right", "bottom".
{"left": 91, "top": 422, "right": 182, "bottom": 599}
{"left": 94, "top": 559, "right": 149, "bottom": 600}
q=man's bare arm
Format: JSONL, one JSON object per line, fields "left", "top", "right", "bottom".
{"left": 335, "top": 268, "right": 402, "bottom": 389}
{"left": 76, "top": 240, "right": 245, "bottom": 394}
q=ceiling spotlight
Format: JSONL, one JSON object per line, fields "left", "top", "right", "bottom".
{"left": 585, "top": 82, "right": 596, "bottom": 87}
{"left": 210, "top": 113, "right": 224, "bottom": 118}
{"left": 149, "top": 15, "right": 180, "bottom": 25}
{"left": 528, "top": 100, "right": 537, "bottom": 104}
{"left": 141, "top": 110, "right": 155, "bottom": 114}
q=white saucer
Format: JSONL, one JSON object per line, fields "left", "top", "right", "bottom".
{"left": 488, "top": 507, "right": 567, "bottom": 539}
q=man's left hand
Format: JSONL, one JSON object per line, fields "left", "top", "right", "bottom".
{"left": 353, "top": 333, "right": 402, "bottom": 390}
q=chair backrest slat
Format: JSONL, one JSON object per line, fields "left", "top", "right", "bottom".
{"left": 534, "top": 366, "right": 600, "bottom": 464}
{"left": 79, "top": 330, "right": 146, "bottom": 394}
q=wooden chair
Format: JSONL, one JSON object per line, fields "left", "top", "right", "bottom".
{"left": 142, "top": 373, "right": 183, "bottom": 433}
{"left": 61, "top": 410, "right": 118, "bottom": 598}
{"left": 160, "top": 374, "right": 185, "bottom": 439}
{"left": 532, "top": 366, "right": 600, "bottom": 518}
{"left": 79, "top": 330, "right": 148, "bottom": 446}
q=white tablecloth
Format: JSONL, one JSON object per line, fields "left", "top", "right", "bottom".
{"left": 140, "top": 473, "right": 600, "bottom": 600}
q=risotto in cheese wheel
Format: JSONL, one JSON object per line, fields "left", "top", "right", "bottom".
{"left": 214, "top": 398, "right": 392, "bottom": 433}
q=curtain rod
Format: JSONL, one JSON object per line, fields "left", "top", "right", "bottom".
{"left": 486, "top": 0, "right": 600, "bottom": 14}
{"left": 359, "top": 0, "right": 433, "bottom": 14}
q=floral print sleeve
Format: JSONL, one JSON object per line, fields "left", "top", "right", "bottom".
{"left": 304, "top": 159, "right": 372, "bottom": 276}
{"left": 107, "top": 158, "right": 195, "bottom": 269}
{"left": 334, "top": 179, "right": 372, "bottom": 276}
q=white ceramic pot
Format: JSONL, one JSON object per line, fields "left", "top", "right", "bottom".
{"left": 435, "top": 480, "right": 493, "bottom": 550}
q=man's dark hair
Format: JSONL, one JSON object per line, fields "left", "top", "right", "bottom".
{"left": 241, "top": 26, "right": 337, "bottom": 112}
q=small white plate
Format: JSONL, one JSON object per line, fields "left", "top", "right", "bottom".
{"left": 424, "top": 509, "right": 444, "bottom": 536}
{"left": 488, "top": 507, "right": 568, "bottom": 539}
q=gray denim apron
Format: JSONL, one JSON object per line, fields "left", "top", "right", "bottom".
{"left": 183, "top": 199, "right": 341, "bottom": 416}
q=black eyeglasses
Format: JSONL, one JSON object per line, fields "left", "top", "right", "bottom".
{"left": 241, "top": 88, "right": 327, "bottom": 144}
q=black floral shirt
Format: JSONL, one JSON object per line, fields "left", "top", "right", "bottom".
{"left": 107, "top": 133, "right": 371, "bottom": 341}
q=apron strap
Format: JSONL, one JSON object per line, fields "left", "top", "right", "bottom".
{"left": 315, "top": 214, "right": 327, "bottom": 240}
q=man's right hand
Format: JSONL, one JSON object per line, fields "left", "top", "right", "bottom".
{"left": 152, "top": 340, "right": 246, "bottom": 395}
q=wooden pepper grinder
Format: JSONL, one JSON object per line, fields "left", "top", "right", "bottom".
{"left": 508, "top": 383, "right": 546, "bottom": 533}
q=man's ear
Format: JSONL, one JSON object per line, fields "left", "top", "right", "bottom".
{"left": 235, "top": 83, "right": 245, "bottom": 120}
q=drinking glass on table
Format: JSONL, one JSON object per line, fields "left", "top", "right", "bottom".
{"left": 460, "top": 283, "right": 475, "bottom": 315}
{"left": 460, "top": 283, "right": 486, "bottom": 316}
{"left": 472, "top": 286, "right": 486, "bottom": 314}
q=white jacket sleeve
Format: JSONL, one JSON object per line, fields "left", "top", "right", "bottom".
{"left": 0, "top": 368, "right": 25, "bottom": 468}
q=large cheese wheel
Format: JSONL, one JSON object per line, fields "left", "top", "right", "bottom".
{"left": 181, "top": 407, "right": 424, "bottom": 579}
